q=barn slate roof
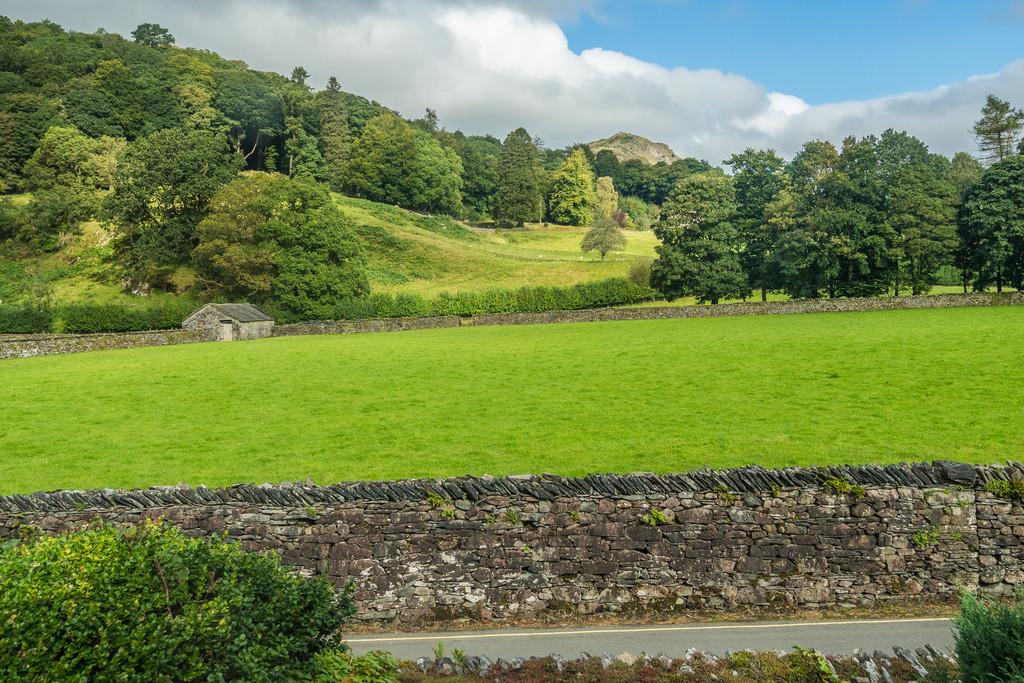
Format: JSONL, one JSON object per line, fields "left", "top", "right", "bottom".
{"left": 209, "top": 303, "right": 273, "bottom": 323}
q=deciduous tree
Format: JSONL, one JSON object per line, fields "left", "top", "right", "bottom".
{"left": 581, "top": 215, "right": 626, "bottom": 260}
{"left": 103, "top": 128, "right": 240, "bottom": 288}
{"left": 193, "top": 172, "right": 368, "bottom": 317}
{"left": 346, "top": 113, "right": 463, "bottom": 214}
{"left": 594, "top": 176, "right": 619, "bottom": 220}
{"left": 651, "top": 173, "right": 748, "bottom": 304}
{"left": 546, "top": 149, "right": 596, "bottom": 225}
{"left": 725, "top": 148, "right": 786, "bottom": 300}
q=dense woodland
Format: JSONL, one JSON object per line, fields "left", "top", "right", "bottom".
{"left": 1, "top": 17, "right": 1023, "bottom": 319}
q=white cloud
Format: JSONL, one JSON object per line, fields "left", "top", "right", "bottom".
{"left": 3, "top": 0, "right": 1019, "bottom": 162}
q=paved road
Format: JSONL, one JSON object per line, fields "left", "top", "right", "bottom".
{"left": 348, "top": 617, "right": 954, "bottom": 660}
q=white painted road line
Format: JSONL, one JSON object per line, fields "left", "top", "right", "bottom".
{"left": 348, "top": 617, "right": 951, "bottom": 644}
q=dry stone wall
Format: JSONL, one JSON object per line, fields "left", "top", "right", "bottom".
{"left": 468, "top": 291, "right": 1024, "bottom": 327}
{"left": 3, "top": 462, "right": 1023, "bottom": 626}
{"left": 0, "top": 328, "right": 216, "bottom": 360}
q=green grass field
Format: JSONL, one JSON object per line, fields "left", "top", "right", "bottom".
{"left": 1, "top": 306, "right": 1022, "bottom": 495}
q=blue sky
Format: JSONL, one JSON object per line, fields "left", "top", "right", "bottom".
{"left": 562, "top": 0, "right": 1024, "bottom": 103}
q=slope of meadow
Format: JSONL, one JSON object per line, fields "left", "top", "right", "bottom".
{"left": 1, "top": 306, "right": 1021, "bottom": 494}
{"left": 0, "top": 193, "right": 658, "bottom": 306}
{"left": 334, "top": 195, "right": 658, "bottom": 296}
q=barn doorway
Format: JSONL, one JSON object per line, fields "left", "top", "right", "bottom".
{"left": 217, "top": 320, "right": 234, "bottom": 342}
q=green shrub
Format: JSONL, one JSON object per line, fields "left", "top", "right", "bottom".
{"left": 955, "top": 590, "right": 1024, "bottom": 682}
{"left": 627, "top": 258, "right": 653, "bottom": 287}
{"left": 309, "top": 650, "right": 400, "bottom": 683}
{"left": 0, "top": 303, "right": 52, "bottom": 333}
{"left": 0, "top": 523, "right": 353, "bottom": 681}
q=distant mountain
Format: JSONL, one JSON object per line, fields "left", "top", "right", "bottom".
{"left": 587, "top": 132, "right": 681, "bottom": 165}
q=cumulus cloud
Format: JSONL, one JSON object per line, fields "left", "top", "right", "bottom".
{"left": 3, "top": 0, "right": 1019, "bottom": 162}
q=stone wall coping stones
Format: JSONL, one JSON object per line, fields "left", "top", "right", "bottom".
{"left": 3, "top": 460, "right": 1021, "bottom": 513}
{"left": 0, "top": 328, "right": 182, "bottom": 342}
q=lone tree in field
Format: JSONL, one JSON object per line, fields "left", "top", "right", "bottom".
{"left": 493, "top": 127, "right": 542, "bottom": 226}
{"left": 581, "top": 215, "right": 627, "bottom": 260}
{"left": 130, "top": 23, "right": 174, "bottom": 47}
{"left": 546, "top": 148, "right": 596, "bottom": 226}
{"left": 973, "top": 95, "right": 1023, "bottom": 165}
{"left": 651, "top": 173, "right": 749, "bottom": 304}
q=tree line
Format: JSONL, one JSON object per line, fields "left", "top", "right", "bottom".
{"left": 0, "top": 18, "right": 681, "bottom": 226}
{"left": 649, "top": 96, "right": 1024, "bottom": 303}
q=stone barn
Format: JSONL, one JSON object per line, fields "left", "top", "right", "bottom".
{"left": 182, "top": 303, "right": 275, "bottom": 341}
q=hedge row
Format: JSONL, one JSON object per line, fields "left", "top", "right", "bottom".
{"left": 0, "top": 300, "right": 197, "bottom": 335}
{"left": 0, "top": 279, "right": 658, "bottom": 334}
{"left": 273, "top": 278, "right": 659, "bottom": 323}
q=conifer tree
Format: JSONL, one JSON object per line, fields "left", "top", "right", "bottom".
{"left": 493, "top": 128, "right": 542, "bottom": 226}
{"left": 317, "top": 79, "right": 351, "bottom": 191}
{"left": 973, "top": 95, "right": 1023, "bottom": 165}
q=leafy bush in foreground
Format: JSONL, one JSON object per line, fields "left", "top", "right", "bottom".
{"left": 0, "top": 523, "right": 352, "bottom": 682}
{"left": 311, "top": 650, "right": 400, "bottom": 683}
{"left": 955, "top": 590, "right": 1024, "bottom": 682}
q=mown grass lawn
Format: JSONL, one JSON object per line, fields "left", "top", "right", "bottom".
{"left": 1, "top": 306, "right": 1022, "bottom": 494}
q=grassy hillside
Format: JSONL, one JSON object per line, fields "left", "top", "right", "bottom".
{"left": 2, "top": 306, "right": 1021, "bottom": 494}
{"left": 0, "top": 193, "right": 657, "bottom": 306}
{"left": 334, "top": 195, "right": 657, "bottom": 296}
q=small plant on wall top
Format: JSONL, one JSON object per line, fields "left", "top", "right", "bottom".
{"left": 822, "top": 476, "right": 866, "bottom": 499}
{"left": 425, "top": 491, "right": 457, "bottom": 519}
{"left": 712, "top": 485, "right": 737, "bottom": 504}
{"left": 984, "top": 479, "right": 1024, "bottom": 500}
{"left": 641, "top": 508, "right": 669, "bottom": 526}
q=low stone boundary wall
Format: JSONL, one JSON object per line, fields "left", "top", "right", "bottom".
{"left": 0, "top": 328, "right": 216, "bottom": 360}
{"left": 3, "top": 292, "right": 1021, "bottom": 359}
{"left": 469, "top": 291, "right": 1024, "bottom": 327}
{"left": 277, "top": 292, "right": 1024, "bottom": 338}
{"left": 274, "top": 315, "right": 462, "bottom": 337}
{"left": 3, "top": 461, "right": 1023, "bottom": 626}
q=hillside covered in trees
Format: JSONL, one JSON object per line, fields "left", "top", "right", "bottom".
{"left": 1, "top": 16, "right": 1022, "bottom": 325}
